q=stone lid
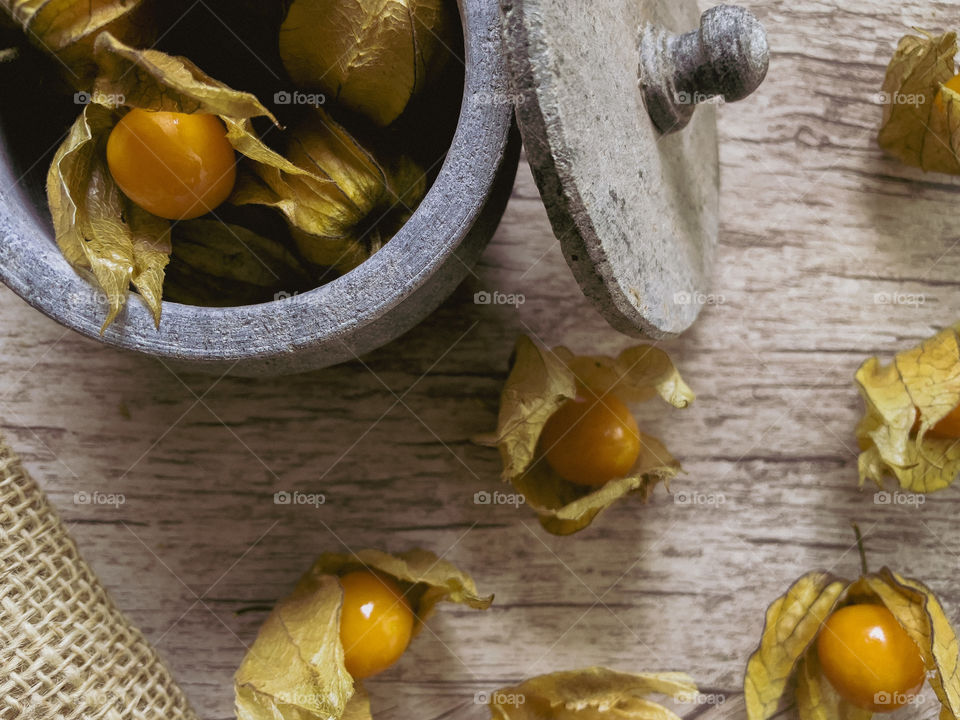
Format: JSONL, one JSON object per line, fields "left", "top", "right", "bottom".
{"left": 499, "top": 0, "right": 769, "bottom": 337}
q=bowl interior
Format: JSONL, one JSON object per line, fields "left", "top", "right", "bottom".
{"left": 0, "top": 0, "right": 514, "bottom": 369}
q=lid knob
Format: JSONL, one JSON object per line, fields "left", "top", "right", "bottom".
{"left": 640, "top": 4, "right": 769, "bottom": 134}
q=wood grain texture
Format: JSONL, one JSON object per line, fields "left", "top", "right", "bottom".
{"left": 3, "top": 1, "right": 960, "bottom": 718}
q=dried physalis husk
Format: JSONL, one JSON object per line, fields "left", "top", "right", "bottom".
{"left": 163, "top": 219, "right": 312, "bottom": 307}
{"left": 231, "top": 108, "right": 427, "bottom": 274}
{"left": 744, "top": 568, "right": 960, "bottom": 720}
{"left": 47, "top": 101, "right": 171, "bottom": 330}
{"left": 856, "top": 323, "right": 960, "bottom": 493}
{"left": 235, "top": 548, "right": 492, "bottom": 720}
{"left": 46, "top": 32, "right": 285, "bottom": 329}
{"left": 487, "top": 667, "right": 699, "bottom": 720}
{"left": 476, "top": 336, "right": 693, "bottom": 535}
{"left": 0, "top": 0, "right": 155, "bottom": 87}
{"left": 278, "top": 0, "right": 455, "bottom": 126}
{"left": 877, "top": 30, "right": 960, "bottom": 174}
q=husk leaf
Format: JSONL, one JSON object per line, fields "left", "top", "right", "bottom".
{"left": 341, "top": 686, "right": 371, "bottom": 720}
{"left": 232, "top": 108, "right": 426, "bottom": 270}
{"left": 855, "top": 323, "right": 960, "bottom": 492}
{"left": 865, "top": 568, "right": 960, "bottom": 718}
{"left": 235, "top": 573, "right": 354, "bottom": 720}
{"left": 744, "top": 571, "right": 848, "bottom": 720}
{"left": 486, "top": 335, "right": 578, "bottom": 481}
{"left": 1, "top": 0, "right": 155, "bottom": 87}
{"left": 877, "top": 30, "right": 960, "bottom": 174}
{"left": 386, "top": 154, "right": 429, "bottom": 212}
{"left": 163, "top": 218, "right": 310, "bottom": 307}
{"left": 127, "top": 204, "right": 171, "bottom": 326}
{"left": 235, "top": 548, "right": 490, "bottom": 720}
{"left": 795, "top": 647, "right": 873, "bottom": 720}
{"left": 279, "top": 0, "right": 454, "bottom": 126}
{"left": 46, "top": 102, "right": 149, "bottom": 328}
{"left": 550, "top": 346, "right": 695, "bottom": 407}
{"left": 481, "top": 336, "right": 691, "bottom": 535}
{"left": 92, "top": 32, "right": 278, "bottom": 120}
{"left": 488, "top": 667, "right": 697, "bottom": 720}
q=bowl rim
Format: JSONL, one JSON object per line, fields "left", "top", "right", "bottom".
{"left": 0, "top": 0, "right": 513, "bottom": 365}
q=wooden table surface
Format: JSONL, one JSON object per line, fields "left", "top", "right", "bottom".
{"left": 3, "top": 1, "right": 960, "bottom": 718}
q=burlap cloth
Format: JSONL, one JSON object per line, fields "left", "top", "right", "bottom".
{"left": 0, "top": 434, "right": 200, "bottom": 720}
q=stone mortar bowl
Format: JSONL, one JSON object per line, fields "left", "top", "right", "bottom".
{"left": 0, "top": 0, "right": 520, "bottom": 376}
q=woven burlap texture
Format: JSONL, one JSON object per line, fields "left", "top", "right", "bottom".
{"left": 0, "top": 434, "right": 199, "bottom": 720}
